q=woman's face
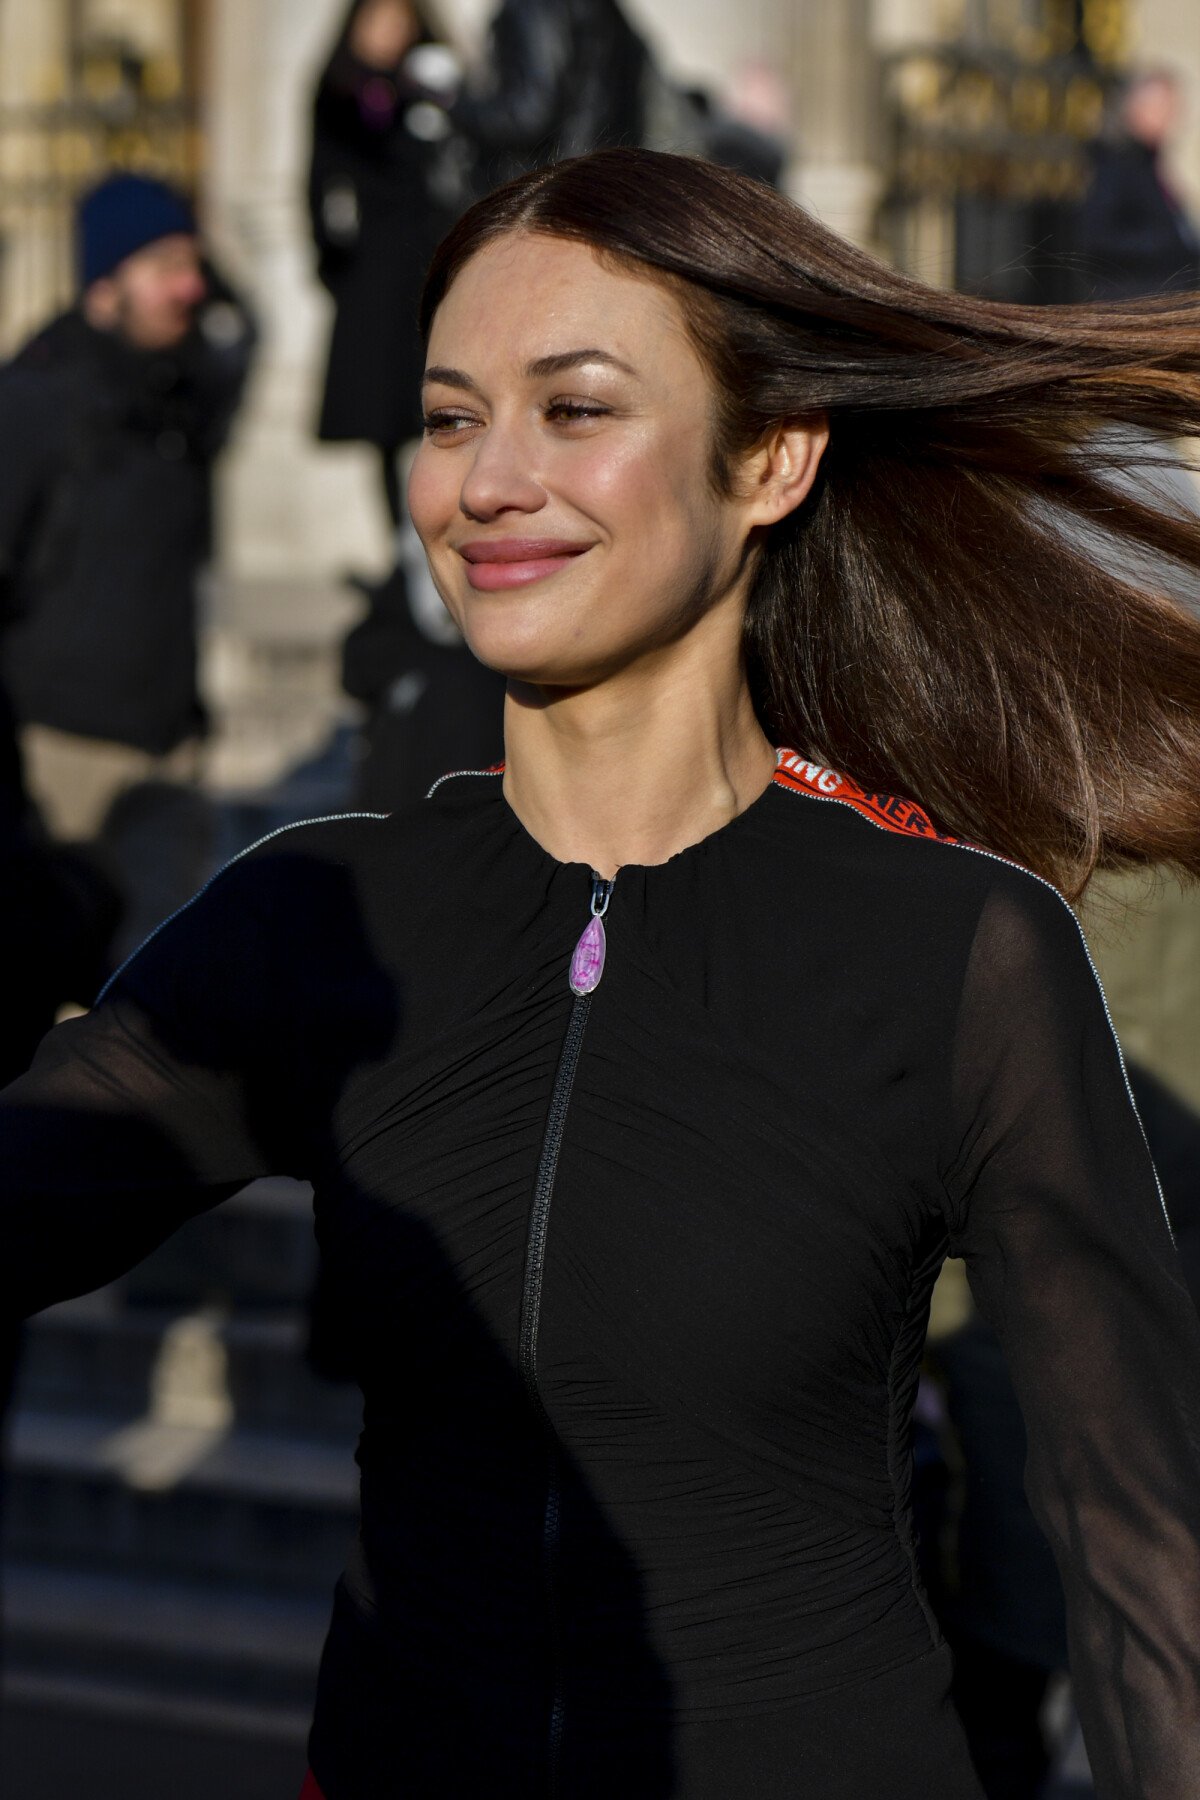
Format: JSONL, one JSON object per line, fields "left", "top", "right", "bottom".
{"left": 409, "top": 232, "right": 781, "bottom": 690}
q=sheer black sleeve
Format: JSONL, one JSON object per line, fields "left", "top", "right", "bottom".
{"left": 944, "top": 868, "right": 1200, "bottom": 1798}
{"left": 0, "top": 850, "right": 298, "bottom": 1321}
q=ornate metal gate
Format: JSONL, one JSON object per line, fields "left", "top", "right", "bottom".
{"left": 0, "top": 0, "right": 202, "bottom": 353}
{"left": 880, "top": 0, "right": 1132, "bottom": 298}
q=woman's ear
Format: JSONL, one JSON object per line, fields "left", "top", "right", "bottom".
{"left": 743, "top": 415, "right": 829, "bottom": 528}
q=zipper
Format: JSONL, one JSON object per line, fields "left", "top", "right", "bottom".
{"left": 518, "top": 871, "right": 615, "bottom": 1796}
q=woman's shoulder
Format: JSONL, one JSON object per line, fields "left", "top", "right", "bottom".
{"left": 765, "top": 752, "right": 1077, "bottom": 944}
{"left": 206, "top": 780, "right": 502, "bottom": 884}
{"left": 104, "top": 787, "right": 506, "bottom": 998}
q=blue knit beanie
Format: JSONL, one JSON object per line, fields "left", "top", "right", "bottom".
{"left": 78, "top": 173, "right": 196, "bottom": 288}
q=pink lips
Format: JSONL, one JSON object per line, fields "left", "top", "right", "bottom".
{"left": 457, "top": 538, "right": 592, "bottom": 591}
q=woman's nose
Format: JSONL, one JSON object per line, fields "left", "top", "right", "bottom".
{"left": 458, "top": 424, "right": 546, "bottom": 523}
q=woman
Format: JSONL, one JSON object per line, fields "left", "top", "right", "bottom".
{"left": 309, "top": 0, "right": 460, "bottom": 525}
{"left": 7, "top": 150, "right": 1200, "bottom": 1799}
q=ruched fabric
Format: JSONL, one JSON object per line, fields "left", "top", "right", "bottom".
{"left": 4, "top": 766, "right": 1200, "bottom": 1798}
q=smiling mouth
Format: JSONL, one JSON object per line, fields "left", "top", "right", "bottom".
{"left": 457, "top": 539, "right": 593, "bottom": 592}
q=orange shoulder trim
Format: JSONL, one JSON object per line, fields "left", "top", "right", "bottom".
{"left": 772, "top": 750, "right": 959, "bottom": 845}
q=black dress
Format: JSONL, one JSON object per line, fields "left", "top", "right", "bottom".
{"left": 5, "top": 752, "right": 1200, "bottom": 1799}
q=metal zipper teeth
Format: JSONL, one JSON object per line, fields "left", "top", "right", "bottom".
{"left": 519, "top": 990, "right": 593, "bottom": 1798}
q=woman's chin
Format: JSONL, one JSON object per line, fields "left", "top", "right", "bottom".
{"left": 459, "top": 621, "right": 600, "bottom": 689}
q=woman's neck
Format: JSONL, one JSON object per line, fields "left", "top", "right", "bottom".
{"left": 501, "top": 651, "right": 776, "bottom": 878}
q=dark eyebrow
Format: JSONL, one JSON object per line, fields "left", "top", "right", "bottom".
{"left": 523, "top": 348, "right": 637, "bottom": 380}
{"left": 422, "top": 349, "right": 637, "bottom": 391}
{"left": 422, "top": 365, "right": 483, "bottom": 394}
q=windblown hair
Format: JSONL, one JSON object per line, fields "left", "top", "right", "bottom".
{"left": 420, "top": 148, "right": 1200, "bottom": 898}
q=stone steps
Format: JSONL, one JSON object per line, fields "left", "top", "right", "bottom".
{"left": 2, "top": 1171, "right": 360, "bottom": 1796}
{"left": 18, "top": 1291, "right": 362, "bottom": 1442}
{"left": 5, "top": 1407, "right": 358, "bottom": 1591}
{"left": 4, "top": 1561, "right": 329, "bottom": 1716}
{"left": 0, "top": 1668, "right": 309, "bottom": 1800}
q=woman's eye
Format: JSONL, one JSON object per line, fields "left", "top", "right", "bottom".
{"left": 545, "top": 399, "right": 609, "bottom": 424}
{"left": 423, "top": 411, "right": 479, "bottom": 438}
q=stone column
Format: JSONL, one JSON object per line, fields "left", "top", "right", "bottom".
{"left": 198, "top": 0, "right": 386, "bottom": 789}
{"left": 791, "top": 0, "right": 884, "bottom": 246}
{"left": 0, "top": 0, "right": 73, "bottom": 350}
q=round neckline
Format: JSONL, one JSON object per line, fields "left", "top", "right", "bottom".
{"left": 492, "top": 757, "right": 784, "bottom": 881}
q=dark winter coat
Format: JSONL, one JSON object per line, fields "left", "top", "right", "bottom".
{"left": 341, "top": 564, "right": 504, "bottom": 810}
{"left": 310, "top": 40, "right": 460, "bottom": 448}
{"left": 451, "top": 0, "right": 648, "bottom": 194}
{"left": 0, "top": 683, "right": 120, "bottom": 1076}
{"left": 1077, "top": 138, "right": 1200, "bottom": 301}
{"left": 0, "top": 684, "right": 120, "bottom": 1495}
{"left": 0, "top": 297, "right": 253, "bottom": 755}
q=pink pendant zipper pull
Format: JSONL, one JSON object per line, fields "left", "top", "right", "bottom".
{"left": 569, "top": 873, "right": 614, "bottom": 996}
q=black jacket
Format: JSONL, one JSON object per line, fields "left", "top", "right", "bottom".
{"left": 451, "top": 0, "right": 648, "bottom": 193}
{"left": 1077, "top": 138, "right": 1200, "bottom": 301}
{"left": 0, "top": 300, "right": 251, "bottom": 755}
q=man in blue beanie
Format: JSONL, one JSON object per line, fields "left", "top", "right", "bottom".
{"left": 78, "top": 172, "right": 205, "bottom": 349}
{"left": 0, "top": 171, "right": 255, "bottom": 960}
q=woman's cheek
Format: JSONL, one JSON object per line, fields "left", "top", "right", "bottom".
{"left": 557, "top": 430, "right": 667, "bottom": 526}
{"left": 406, "top": 450, "right": 455, "bottom": 547}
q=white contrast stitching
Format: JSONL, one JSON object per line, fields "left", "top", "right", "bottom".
{"left": 774, "top": 781, "right": 1173, "bottom": 1239}
{"left": 425, "top": 766, "right": 504, "bottom": 798}
{"left": 96, "top": 811, "right": 390, "bottom": 1004}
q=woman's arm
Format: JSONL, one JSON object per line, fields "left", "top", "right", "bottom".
{"left": 0, "top": 835, "right": 327, "bottom": 1321}
{"left": 1, "top": 992, "right": 275, "bottom": 1318}
{"left": 944, "top": 870, "right": 1200, "bottom": 1798}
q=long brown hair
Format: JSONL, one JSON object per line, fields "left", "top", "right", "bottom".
{"left": 421, "top": 148, "right": 1200, "bottom": 898}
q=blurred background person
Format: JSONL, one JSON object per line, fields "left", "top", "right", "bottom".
{"left": 449, "top": 0, "right": 650, "bottom": 193}
{"left": 449, "top": 0, "right": 790, "bottom": 197}
{"left": 701, "top": 58, "right": 792, "bottom": 187}
{"left": 1078, "top": 66, "right": 1200, "bottom": 302}
{"left": 339, "top": 551, "right": 504, "bottom": 810}
{"left": 1068, "top": 69, "right": 1200, "bottom": 618}
{"left": 0, "top": 171, "right": 255, "bottom": 964}
{"left": 309, "top": 0, "right": 463, "bottom": 533}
